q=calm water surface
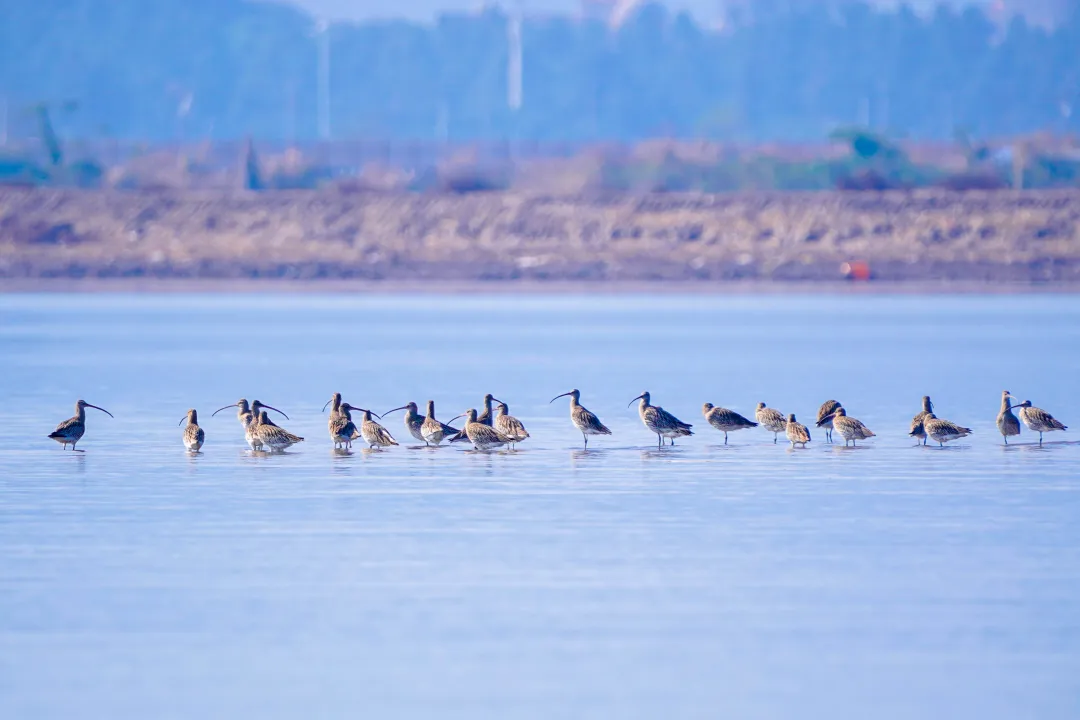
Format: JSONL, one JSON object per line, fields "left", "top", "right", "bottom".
{"left": 1, "top": 293, "right": 1078, "bottom": 719}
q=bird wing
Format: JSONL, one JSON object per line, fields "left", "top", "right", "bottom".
{"left": 709, "top": 407, "right": 756, "bottom": 428}
{"left": 758, "top": 408, "right": 786, "bottom": 428}
{"left": 49, "top": 416, "right": 80, "bottom": 437}
{"left": 654, "top": 406, "right": 693, "bottom": 432}
{"left": 1034, "top": 408, "right": 1067, "bottom": 430}
{"left": 576, "top": 406, "right": 611, "bottom": 434}
{"left": 470, "top": 423, "right": 513, "bottom": 445}
{"left": 368, "top": 422, "right": 398, "bottom": 445}
{"left": 496, "top": 415, "right": 529, "bottom": 440}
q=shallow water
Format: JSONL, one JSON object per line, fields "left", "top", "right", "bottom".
{"left": 1, "top": 292, "right": 1079, "bottom": 719}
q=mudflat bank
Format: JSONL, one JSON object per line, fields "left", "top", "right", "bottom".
{"left": 1, "top": 188, "right": 1078, "bottom": 284}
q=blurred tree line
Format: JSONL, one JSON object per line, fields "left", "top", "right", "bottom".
{"left": 0, "top": 0, "right": 1078, "bottom": 143}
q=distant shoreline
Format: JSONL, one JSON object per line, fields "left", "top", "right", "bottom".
{"left": 4, "top": 187, "right": 1080, "bottom": 287}
{"left": 2, "top": 278, "right": 1078, "bottom": 295}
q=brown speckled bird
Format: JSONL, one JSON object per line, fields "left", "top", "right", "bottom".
{"left": 702, "top": 403, "right": 757, "bottom": 444}
{"left": 49, "top": 399, "right": 113, "bottom": 450}
{"left": 820, "top": 407, "right": 874, "bottom": 447}
{"left": 755, "top": 402, "right": 787, "bottom": 443}
{"left": 997, "top": 391, "right": 1022, "bottom": 445}
{"left": 630, "top": 391, "right": 692, "bottom": 447}
{"left": 1015, "top": 400, "right": 1067, "bottom": 445}
{"left": 785, "top": 413, "right": 811, "bottom": 448}
{"left": 359, "top": 409, "right": 398, "bottom": 449}
{"left": 922, "top": 413, "right": 972, "bottom": 446}
{"left": 908, "top": 396, "right": 935, "bottom": 445}
{"left": 816, "top": 400, "right": 842, "bottom": 443}
{"left": 421, "top": 401, "right": 459, "bottom": 446}
{"left": 494, "top": 402, "right": 530, "bottom": 449}
{"left": 384, "top": 401, "right": 426, "bottom": 444}
{"left": 449, "top": 408, "right": 516, "bottom": 451}
{"left": 179, "top": 408, "right": 205, "bottom": 452}
{"left": 550, "top": 389, "right": 611, "bottom": 449}
{"left": 329, "top": 403, "right": 363, "bottom": 449}
{"left": 254, "top": 410, "right": 304, "bottom": 452}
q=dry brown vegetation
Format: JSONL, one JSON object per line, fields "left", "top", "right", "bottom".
{"left": 1, "top": 187, "right": 1079, "bottom": 284}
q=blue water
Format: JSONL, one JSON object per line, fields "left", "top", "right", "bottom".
{"left": 1, "top": 293, "right": 1078, "bottom": 719}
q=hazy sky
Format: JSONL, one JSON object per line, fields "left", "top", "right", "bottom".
{"left": 275, "top": 0, "right": 996, "bottom": 23}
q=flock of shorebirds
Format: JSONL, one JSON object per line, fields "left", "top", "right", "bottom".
{"left": 47, "top": 390, "right": 1067, "bottom": 453}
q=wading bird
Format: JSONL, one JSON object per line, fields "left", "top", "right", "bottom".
{"left": 909, "top": 396, "right": 935, "bottom": 446}
{"left": 383, "top": 402, "right": 426, "bottom": 445}
{"left": 1015, "top": 400, "right": 1067, "bottom": 445}
{"left": 816, "top": 400, "right": 842, "bottom": 443}
{"left": 755, "top": 402, "right": 787, "bottom": 444}
{"left": 629, "top": 391, "right": 692, "bottom": 447}
{"left": 702, "top": 403, "right": 757, "bottom": 444}
{"left": 49, "top": 399, "right": 113, "bottom": 450}
{"left": 785, "top": 413, "right": 811, "bottom": 448}
{"left": 179, "top": 409, "right": 205, "bottom": 452}
{"left": 819, "top": 407, "right": 875, "bottom": 447}
{"left": 449, "top": 409, "right": 515, "bottom": 451}
{"left": 213, "top": 399, "right": 288, "bottom": 450}
{"left": 421, "top": 401, "right": 459, "bottom": 446}
{"left": 997, "top": 391, "right": 1022, "bottom": 445}
{"left": 254, "top": 410, "right": 304, "bottom": 452}
{"left": 494, "top": 402, "right": 530, "bottom": 449}
{"left": 359, "top": 409, "right": 397, "bottom": 449}
{"left": 922, "top": 414, "right": 972, "bottom": 446}
{"left": 329, "top": 403, "right": 362, "bottom": 449}
{"left": 550, "top": 389, "right": 611, "bottom": 448}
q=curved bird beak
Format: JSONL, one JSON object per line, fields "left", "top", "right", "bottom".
{"left": 491, "top": 397, "right": 505, "bottom": 405}
{"left": 358, "top": 408, "right": 382, "bottom": 419}
{"left": 178, "top": 416, "right": 187, "bottom": 426}
{"left": 322, "top": 399, "right": 333, "bottom": 412}
{"left": 260, "top": 404, "right": 289, "bottom": 420}
{"left": 212, "top": 403, "right": 239, "bottom": 417}
{"left": 448, "top": 413, "right": 467, "bottom": 423}
{"left": 383, "top": 406, "right": 409, "bottom": 416}
{"left": 85, "top": 403, "right": 114, "bottom": 418}
{"left": 628, "top": 394, "right": 645, "bottom": 408}
{"left": 550, "top": 392, "right": 572, "bottom": 404}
